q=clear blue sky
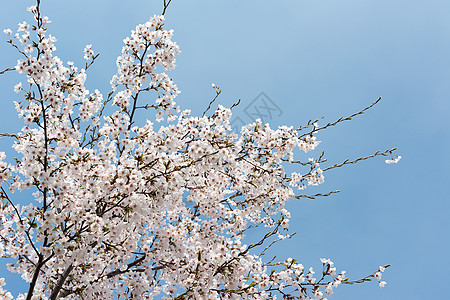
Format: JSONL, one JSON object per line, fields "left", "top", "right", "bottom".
{"left": 1, "top": 1, "right": 449, "bottom": 299}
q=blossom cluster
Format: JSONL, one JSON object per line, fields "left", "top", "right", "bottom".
{"left": 110, "top": 14, "right": 180, "bottom": 120}
{"left": 0, "top": 3, "right": 393, "bottom": 300}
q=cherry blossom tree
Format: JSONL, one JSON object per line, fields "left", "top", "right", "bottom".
{"left": 0, "top": 1, "right": 400, "bottom": 299}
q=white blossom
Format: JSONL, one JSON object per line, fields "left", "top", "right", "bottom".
{"left": 385, "top": 155, "right": 402, "bottom": 164}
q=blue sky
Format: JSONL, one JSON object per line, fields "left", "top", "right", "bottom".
{"left": 0, "top": 1, "right": 449, "bottom": 299}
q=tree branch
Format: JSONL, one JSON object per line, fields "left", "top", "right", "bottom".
{"left": 0, "top": 67, "right": 15, "bottom": 75}
{"left": 202, "top": 88, "right": 222, "bottom": 117}
{"left": 298, "top": 97, "right": 382, "bottom": 138}
{"left": 49, "top": 264, "right": 73, "bottom": 300}
{"left": 162, "top": 0, "right": 173, "bottom": 15}
{"left": 322, "top": 148, "right": 397, "bottom": 172}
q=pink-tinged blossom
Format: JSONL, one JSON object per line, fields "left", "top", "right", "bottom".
{"left": 386, "top": 155, "right": 402, "bottom": 164}
{"left": 13, "top": 82, "right": 22, "bottom": 93}
{"left": 83, "top": 44, "right": 94, "bottom": 60}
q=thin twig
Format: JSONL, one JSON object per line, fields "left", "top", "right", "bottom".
{"left": 230, "top": 98, "right": 241, "bottom": 110}
{"left": 322, "top": 148, "right": 397, "bottom": 172}
{"left": 0, "top": 67, "right": 15, "bottom": 75}
{"left": 298, "top": 97, "right": 382, "bottom": 138}
{"left": 162, "top": 0, "right": 173, "bottom": 15}
{"left": 1, "top": 187, "right": 23, "bottom": 223}
{"left": 295, "top": 190, "right": 341, "bottom": 200}
{"left": 202, "top": 90, "right": 222, "bottom": 117}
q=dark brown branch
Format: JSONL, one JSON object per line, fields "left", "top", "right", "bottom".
{"left": 106, "top": 254, "right": 147, "bottom": 278}
{"left": 0, "top": 133, "right": 21, "bottom": 139}
{"left": 259, "top": 232, "right": 296, "bottom": 258}
{"left": 126, "top": 42, "right": 150, "bottom": 132}
{"left": 26, "top": 255, "right": 44, "bottom": 300}
{"left": 49, "top": 264, "right": 73, "bottom": 300}
{"left": 162, "top": 0, "right": 173, "bottom": 15}
{"left": 202, "top": 89, "right": 222, "bottom": 117}
{"left": 1, "top": 187, "right": 23, "bottom": 223}
{"left": 230, "top": 98, "right": 241, "bottom": 110}
{"left": 0, "top": 67, "right": 15, "bottom": 75}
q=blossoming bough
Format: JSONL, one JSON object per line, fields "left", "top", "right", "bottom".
{"left": 0, "top": 1, "right": 399, "bottom": 299}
